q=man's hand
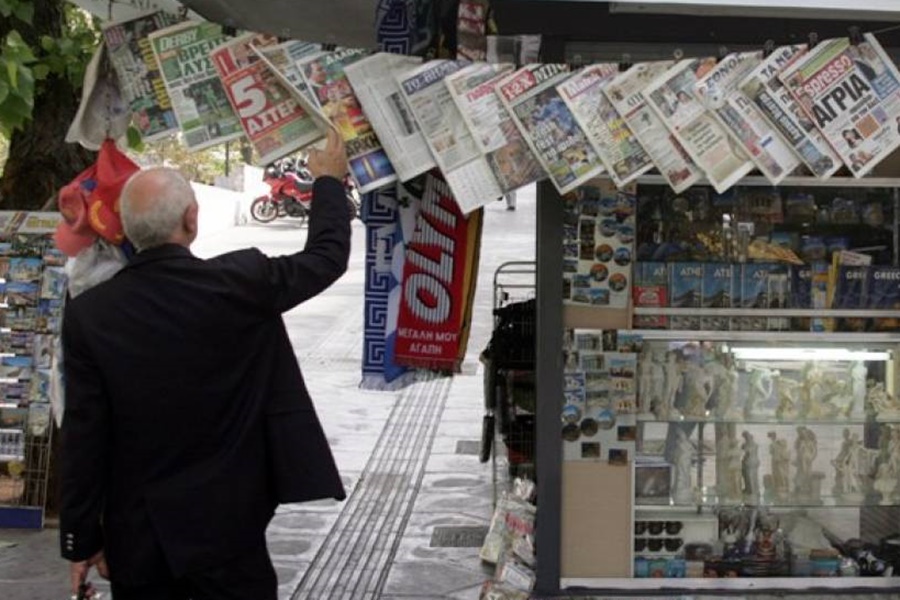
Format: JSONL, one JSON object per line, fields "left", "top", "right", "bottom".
{"left": 70, "top": 550, "right": 109, "bottom": 597}
{"left": 307, "top": 128, "right": 349, "bottom": 181}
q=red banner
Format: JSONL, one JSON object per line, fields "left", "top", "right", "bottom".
{"left": 394, "top": 172, "right": 482, "bottom": 371}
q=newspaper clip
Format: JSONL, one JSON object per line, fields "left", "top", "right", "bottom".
{"left": 322, "top": 43, "right": 337, "bottom": 52}
{"left": 568, "top": 53, "right": 584, "bottom": 71}
{"left": 762, "top": 39, "right": 775, "bottom": 58}
{"left": 716, "top": 45, "right": 729, "bottom": 63}
{"left": 618, "top": 52, "right": 632, "bottom": 71}
{"left": 672, "top": 47, "right": 684, "bottom": 60}
{"left": 808, "top": 31, "right": 819, "bottom": 49}
{"left": 849, "top": 26, "right": 863, "bottom": 46}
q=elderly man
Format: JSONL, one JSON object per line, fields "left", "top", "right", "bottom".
{"left": 59, "top": 129, "right": 351, "bottom": 600}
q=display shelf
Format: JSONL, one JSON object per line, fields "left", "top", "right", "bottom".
{"left": 633, "top": 307, "right": 900, "bottom": 319}
{"left": 563, "top": 303, "right": 631, "bottom": 330}
{"left": 560, "top": 576, "right": 900, "bottom": 592}
{"left": 631, "top": 329, "right": 900, "bottom": 344}
{"left": 635, "top": 173, "right": 900, "bottom": 189}
{"left": 634, "top": 413, "right": 900, "bottom": 425}
{"left": 635, "top": 495, "right": 894, "bottom": 509}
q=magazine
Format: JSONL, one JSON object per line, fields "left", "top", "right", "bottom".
{"left": 398, "top": 59, "right": 503, "bottom": 212}
{"left": 296, "top": 48, "right": 397, "bottom": 193}
{"left": 251, "top": 40, "right": 322, "bottom": 106}
{"left": 603, "top": 62, "right": 701, "bottom": 194}
{"left": 558, "top": 64, "right": 655, "bottom": 188}
{"left": 344, "top": 52, "right": 435, "bottom": 182}
{"left": 695, "top": 52, "right": 802, "bottom": 185}
{"left": 780, "top": 33, "right": 900, "bottom": 177}
{"left": 740, "top": 45, "right": 842, "bottom": 179}
{"left": 497, "top": 63, "right": 605, "bottom": 194}
{"left": 149, "top": 21, "right": 243, "bottom": 150}
{"left": 102, "top": 11, "right": 180, "bottom": 142}
{"left": 211, "top": 33, "right": 323, "bottom": 165}
{"left": 445, "top": 62, "right": 545, "bottom": 193}
{"left": 644, "top": 57, "right": 754, "bottom": 193}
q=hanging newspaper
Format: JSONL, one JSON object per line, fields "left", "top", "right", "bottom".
{"left": 344, "top": 53, "right": 436, "bottom": 182}
{"left": 251, "top": 40, "right": 322, "bottom": 106}
{"left": 604, "top": 62, "right": 701, "bottom": 194}
{"left": 497, "top": 64, "right": 605, "bottom": 195}
{"left": 644, "top": 57, "right": 754, "bottom": 194}
{"left": 779, "top": 34, "right": 900, "bottom": 178}
{"left": 211, "top": 34, "right": 323, "bottom": 165}
{"left": 558, "top": 64, "right": 655, "bottom": 188}
{"left": 740, "top": 45, "right": 842, "bottom": 179}
{"left": 297, "top": 48, "right": 397, "bottom": 193}
{"left": 397, "top": 60, "right": 503, "bottom": 213}
{"left": 149, "top": 21, "right": 243, "bottom": 150}
{"left": 102, "top": 11, "right": 179, "bottom": 142}
{"left": 695, "top": 52, "right": 802, "bottom": 185}
{"left": 445, "top": 63, "right": 545, "bottom": 193}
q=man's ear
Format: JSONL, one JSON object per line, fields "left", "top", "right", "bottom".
{"left": 184, "top": 201, "right": 199, "bottom": 237}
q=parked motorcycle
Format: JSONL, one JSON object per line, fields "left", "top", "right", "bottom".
{"left": 250, "top": 157, "right": 360, "bottom": 225}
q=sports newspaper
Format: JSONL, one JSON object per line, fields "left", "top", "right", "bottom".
{"left": 644, "top": 57, "right": 754, "bottom": 193}
{"left": 740, "top": 45, "right": 842, "bottom": 179}
{"left": 398, "top": 60, "right": 503, "bottom": 213}
{"left": 296, "top": 48, "right": 397, "bottom": 193}
{"left": 344, "top": 52, "right": 436, "bottom": 182}
{"left": 603, "top": 62, "right": 701, "bottom": 194}
{"left": 149, "top": 21, "right": 243, "bottom": 151}
{"left": 211, "top": 34, "right": 323, "bottom": 165}
{"left": 696, "top": 52, "right": 801, "bottom": 185}
{"left": 445, "top": 63, "right": 545, "bottom": 193}
{"left": 496, "top": 63, "right": 605, "bottom": 195}
{"left": 558, "top": 64, "right": 655, "bottom": 188}
{"left": 102, "top": 11, "right": 179, "bottom": 142}
{"left": 779, "top": 34, "right": 900, "bottom": 178}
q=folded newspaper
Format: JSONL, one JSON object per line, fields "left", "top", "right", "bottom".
{"left": 740, "top": 44, "right": 842, "bottom": 179}
{"left": 149, "top": 21, "right": 243, "bottom": 151}
{"left": 558, "top": 64, "right": 655, "bottom": 189}
{"left": 497, "top": 64, "right": 604, "bottom": 195}
{"left": 211, "top": 33, "right": 324, "bottom": 165}
{"left": 344, "top": 52, "right": 435, "bottom": 183}
{"left": 604, "top": 62, "right": 701, "bottom": 194}
{"left": 445, "top": 62, "right": 545, "bottom": 194}
{"left": 397, "top": 59, "right": 503, "bottom": 213}
{"left": 644, "top": 57, "right": 755, "bottom": 193}
{"left": 779, "top": 33, "right": 900, "bottom": 178}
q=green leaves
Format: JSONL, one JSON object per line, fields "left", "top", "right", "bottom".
{"left": 126, "top": 126, "right": 145, "bottom": 152}
{"left": 0, "top": 0, "right": 33, "bottom": 24}
{"left": 0, "top": 30, "right": 37, "bottom": 136}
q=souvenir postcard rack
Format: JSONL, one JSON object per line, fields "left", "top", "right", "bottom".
{"left": 0, "top": 212, "right": 66, "bottom": 529}
{"left": 560, "top": 176, "right": 900, "bottom": 591}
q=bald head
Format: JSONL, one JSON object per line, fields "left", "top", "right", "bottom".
{"left": 121, "top": 168, "right": 198, "bottom": 251}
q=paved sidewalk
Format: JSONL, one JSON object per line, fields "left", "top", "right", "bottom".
{"left": 0, "top": 191, "right": 536, "bottom": 599}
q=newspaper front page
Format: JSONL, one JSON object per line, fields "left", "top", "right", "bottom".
{"left": 297, "top": 48, "right": 397, "bottom": 193}
{"left": 103, "top": 12, "right": 179, "bottom": 142}
{"left": 696, "top": 52, "right": 802, "bottom": 185}
{"left": 497, "top": 64, "right": 605, "bottom": 195}
{"left": 558, "top": 64, "right": 655, "bottom": 188}
{"left": 445, "top": 63, "right": 545, "bottom": 193}
{"left": 780, "top": 34, "right": 900, "bottom": 177}
{"left": 211, "top": 34, "right": 323, "bottom": 165}
{"left": 344, "top": 53, "right": 435, "bottom": 183}
{"left": 644, "top": 57, "right": 754, "bottom": 194}
{"left": 740, "top": 44, "right": 842, "bottom": 179}
{"left": 149, "top": 21, "right": 243, "bottom": 150}
{"left": 398, "top": 59, "right": 503, "bottom": 213}
{"left": 251, "top": 40, "right": 322, "bottom": 105}
{"left": 604, "top": 62, "right": 701, "bottom": 194}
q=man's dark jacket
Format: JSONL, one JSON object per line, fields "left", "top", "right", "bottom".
{"left": 59, "top": 177, "right": 350, "bottom": 585}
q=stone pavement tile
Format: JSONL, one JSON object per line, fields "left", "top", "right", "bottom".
{"left": 380, "top": 561, "right": 489, "bottom": 599}
{"left": 439, "top": 407, "right": 486, "bottom": 423}
{"left": 429, "top": 433, "right": 482, "bottom": 455}
{"left": 424, "top": 452, "right": 491, "bottom": 474}
{"left": 0, "top": 529, "right": 70, "bottom": 599}
{"left": 402, "top": 511, "right": 492, "bottom": 537}
{"left": 266, "top": 533, "right": 327, "bottom": 563}
{"left": 268, "top": 509, "right": 340, "bottom": 537}
{"left": 433, "top": 419, "right": 484, "bottom": 440}
{"left": 392, "top": 534, "right": 490, "bottom": 571}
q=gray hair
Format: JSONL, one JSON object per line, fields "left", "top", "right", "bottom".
{"left": 120, "top": 167, "right": 195, "bottom": 250}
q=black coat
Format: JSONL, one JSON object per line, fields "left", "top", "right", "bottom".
{"left": 59, "top": 177, "right": 350, "bottom": 585}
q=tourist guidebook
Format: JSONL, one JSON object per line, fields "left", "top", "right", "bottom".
{"left": 695, "top": 52, "right": 802, "bottom": 185}
{"left": 644, "top": 57, "right": 755, "bottom": 194}
{"left": 297, "top": 48, "right": 398, "bottom": 193}
{"left": 779, "top": 33, "right": 900, "bottom": 177}
{"left": 344, "top": 53, "right": 435, "bottom": 182}
{"left": 445, "top": 63, "right": 545, "bottom": 193}
{"left": 603, "top": 62, "right": 702, "bottom": 194}
{"left": 558, "top": 64, "right": 655, "bottom": 188}
{"left": 149, "top": 21, "right": 243, "bottom": 150}
{"left": 398, "top": 60, "right": 503, "bottom": 213}
{"left": 497, "top": 63, "right": 605, "bottom": 194}
{"left": 740, "top": 45, "right": 842, "bottom": 179}
{"left": 211, "top": 34, "right": 323, "bottom": 165}
{"left": 102, "top": 11, "right": 179, "bottom": 142}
